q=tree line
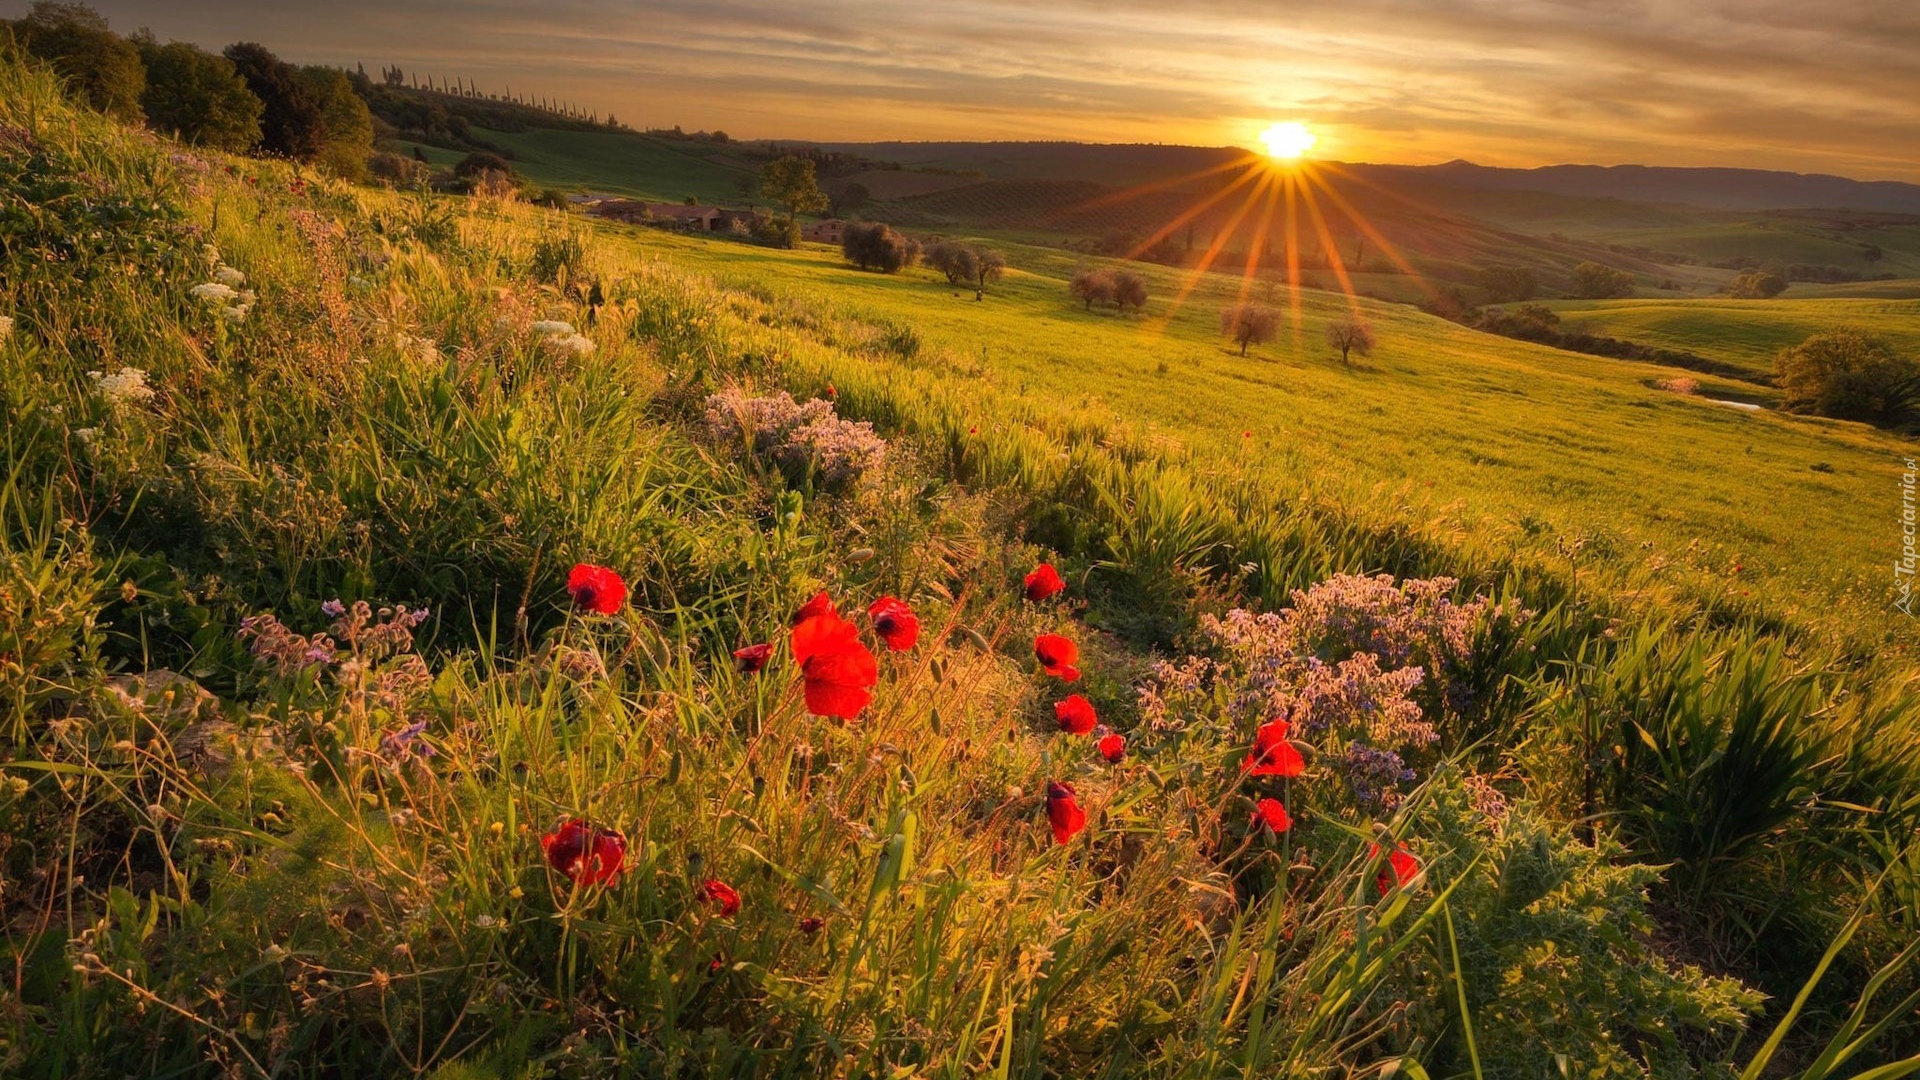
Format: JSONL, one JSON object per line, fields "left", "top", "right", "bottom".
{"left": 4, "top": 3, "right": 373, "bottom": 178}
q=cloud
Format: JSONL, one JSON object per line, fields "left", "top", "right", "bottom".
{"left": 82, "top": 0, "right": 1920, "bottom": 180}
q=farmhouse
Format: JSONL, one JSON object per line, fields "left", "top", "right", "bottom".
{"left": 590, "top": 200, "right": 724, "bottom": 231}
{"left": 802, "top": 218, "right": 847, "bottom": 243}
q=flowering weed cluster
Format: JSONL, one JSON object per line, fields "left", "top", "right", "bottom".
{"left": 704, "top": 387, "right": 888, "bottom": 490}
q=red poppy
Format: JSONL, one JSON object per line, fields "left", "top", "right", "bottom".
{"left": 1369, "top": 842, "right": 1420, "bottom": 896}
{"left": 1244, "top": 718, "right": 1306, "bottom": 778}
{"left": 798, "top": 915, "right": 825, "bottom": 935}
{"left": 791, "top": 611, "right": 878, "bottom": 719}
{"left": 1046, "top": 780, "right": 1086, "bottom": 845}
{"left": 1024, "top": 563, "right": 1066, "bottom": 602}
{"left": 1054, "top": 694, "right": 1097, "bottom": 735}
{"left": 733, "top": 642, "right": 774, "bottom": 674}
{"left": 1097, "top": 731, "right": 1126, "bottom": 763}
{"left": 541, "top": 819, "right": 626, "bottom": 886}
{"left": 1252, "top": 797, "right": 1292, "bottom": 834}
{"left": 697, "top": 878, "right": 741, "bottom": 917}
{"left": 1034, "top": 634, "right": 1081, "bottom": 681}
{"left": 868, "top": 596, "right": 920, "bottom": 651}
{"left": 567, "top": 563, "right": 627, "bottom": 615}
{"left": 825, "top": 384, "right": 837, "bottom": 399}
{"left": 791, "top": 590, "right": 837, "bottom": 626}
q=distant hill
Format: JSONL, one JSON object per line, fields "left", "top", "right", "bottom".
{"left": 1355, "top": 161, "right": 1920, "bottom": 214}
{"left": 814, "top": 141, "right": 1920, "bottom": 213}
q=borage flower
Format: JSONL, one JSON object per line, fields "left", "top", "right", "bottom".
{"left": 1252, "top": 797, "right": 1292, "bottom": 834}
{"left": 1096, "top": 731, "right": 1126, "bottom": 763}
{"left": 1369, "top": 842, "right": 1420, "bottom": 896}
{"left": 541, "top": 819, "right": 626, "bottom": 886}
{"left": 868, "top": 596, "right": 919, "bottom": 651}
{"left": 567, "top": 563, "right": 627, "bottom": 615}
{"left": 697, "top": 878, "right": 741, "bottom": 917}
{"left": 791, "top": 608, "right": 878, "bottom": 719}
{"left": 1024, "top": 563, "right": 1066, "bottom": 602}
{"left": 1054, "top": 694, "right": 1097, "bottom": 735}
{"left": 1034, "top": 634, "right": 1081, "bottom": 682}
{"left": 733, "top": 642, "right": 774, "bottom": 674}
{"left": 1244, "top": 717, "right": 1305, "bottom": 778}
{"left": 1046, "top": 780, "right": 1086, "bottom": 844}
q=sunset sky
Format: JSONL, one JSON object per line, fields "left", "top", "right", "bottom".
{"left": 73, "top": 0, "right": 1920, "bottom": 182}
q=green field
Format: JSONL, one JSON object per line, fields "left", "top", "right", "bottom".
{"left": 10, "top": 52, "right": 1920, "bottom": 1079}
{"left": 1547, "top": 295, "right": 1920, "bottom": 380}
{"left": 593, "top": 224, "right": 1917, "bottom": 655}
{"left": 401, "top": 124, "right": 757, "bottom": 203}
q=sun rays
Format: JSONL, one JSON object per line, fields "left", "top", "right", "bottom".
{"left": 1052, "top": 135, "right": 1434, "bottom": 341}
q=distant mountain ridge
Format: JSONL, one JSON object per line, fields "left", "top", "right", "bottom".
{"left": 809, "top": 141, "right": 1920, "bottom": 214}
{"left": 1354, "top": 160, "right": 1920, "bottom": 214}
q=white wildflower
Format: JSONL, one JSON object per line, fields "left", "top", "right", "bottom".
{"left": 221, "top": 305, "right": 248, "bottom": 323}
{"left": 190, "top": 282, "right": 238, "bottom": 303}
{"left": 213, "top": 265, "right": 246, "bottom": 288}
{"left": 73, "top": 427, "right": 97, "bottom": 444}
{"left": 90, "top": 367, "right": 154, "bottom": 407}
{"left": 530, "top": 319, "right": 576, "bottom": 336}
{"left": 548, "top": 332, "right": 594, "bottom": 357}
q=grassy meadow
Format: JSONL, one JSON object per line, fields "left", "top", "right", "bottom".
{"left": 5, "top": 51, "right": 1920, "bottom": 1080}
{"left": 399, "top": 125, "right": 756, "bottom": 203}
{"left": 1548, "top": 296, "right": 1920, "bottom": 381}
{"left": 612, "top": 226, "right": 1915, "bottom": 657}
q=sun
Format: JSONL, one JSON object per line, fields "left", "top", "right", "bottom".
{"left": 1258, "top": 121, "right": 1316, "bottom": 161}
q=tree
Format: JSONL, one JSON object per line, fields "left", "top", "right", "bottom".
{"left": 1478, "top": 265, "right": 1538, "bottom": 303}
{"left": 1727, "top": 268, "right": 1787, "bottom": 299}
{"left": 1221, "top": 303, "right": 1280, "bottom": 357}
{"left": 300, "top": 65, "right": 374, "bottom": 181}
{"left": 1069, "top": 267, "right": 1115, "bottom": 310}
{"left": 14, "top": 2, "right": 144, "bottom": 121}
{"left": 223, "top": 42, "right": 325, "bottom": 159}
{"left": 1324, "top": 316, "right": 1377, "bottom": 367}
{"left": 925, "top": 241, "right": 978, "bottom": 286}
{"left": 135, "top": 39, "right": 262, "bottom": 151}
{"left": 1111, "top": 270, "right": 1148, "bottom": 313}
{"left": 1571, "top": 261, "right": 1635, "bottom": 299}
{"left": 841, "top": 221, "right": 918, "bottom": 273}
{"left": 758, "top": 156, "right": 828, "bottom": 232}
{"left": 970, "top": 248, "right": 1006, "bottom": 293}
{"left": 831, "top": 182, "right": 871, "bottom": 217}
{"left": 1775, "top": 328, "right": 1919, "bottom": 425}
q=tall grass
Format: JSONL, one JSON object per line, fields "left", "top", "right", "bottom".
{"left": 1, "top": 48, "right": 1917, "bottom": 1078}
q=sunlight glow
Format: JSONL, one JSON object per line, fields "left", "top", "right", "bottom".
{"left": 1258, "top": 121, "right": 1316, "bottom": 160}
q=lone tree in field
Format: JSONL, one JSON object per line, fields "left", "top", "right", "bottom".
{"left": 1069, "top": 267, "right": 1115, "bottom": 310}
{"left": 970, "top": 248, "right": 1006, "bottom": 295}
{"left": 1324, "top": 316, "right": 1376, "bottom": 367}
{"left": 758, "top": 156, "right": 828, "bottom": 232}
{"left": 841, "top": 221, "right": 918, "bottom": 273}
{"left": 1111, "top": 269, "right": 1149, "bottom": 313}
{"left": 1571, "top": 261, "right": 1635, "bottom": 299}
{"left": 1775, "top": 328, "right": 1919, "bottom": 425}
{"left": 1221, "top": 303, "right": 1280, "bottom": 357}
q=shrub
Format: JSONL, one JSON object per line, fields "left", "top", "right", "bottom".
{"left": 1571, "top": 261, "right": 1635, "bottom": 299}
{"left": 1068, "top": 266, "right": 1114, "bottom": 310}
{"left": 1727, "top": 268, "right": 1787, "bottom": 299}
{"left": 840, "top": 221, "right": 917, "bottom": 273}
{"left": 1775, "top": 327, "right": 1919, "bottom": 424}
{"left": 1111, "top": 269, "right": 1148, "bottom": 312}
